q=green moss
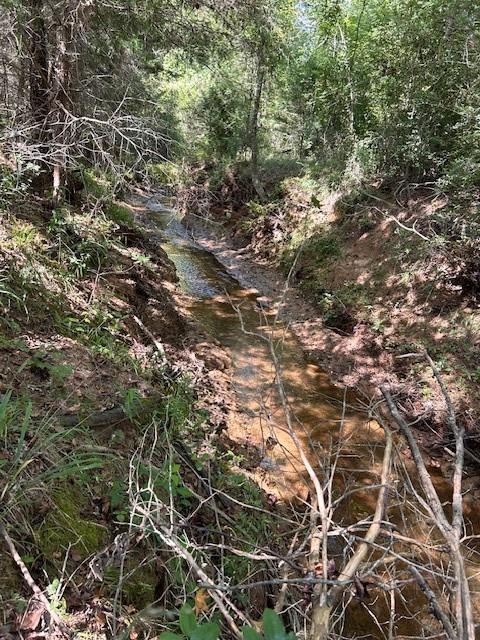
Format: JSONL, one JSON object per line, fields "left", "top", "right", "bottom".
{"left": 104, "top": 559, "right": 157, "bottom": 609}
{"left": 104, "top": 202, "right": 134, "bottom": 226}
{"left": 38, "top": 484, "right": 107, "bottom": 561}
{"left": 82, "top": 169, "right": 115, "bottom": 200}
{"left": 0, "top": 542, "right": 24, "bottom": 599}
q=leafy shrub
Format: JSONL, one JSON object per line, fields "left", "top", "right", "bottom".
{"left": 303, "top": 229, "right": 341, "bottom": 264}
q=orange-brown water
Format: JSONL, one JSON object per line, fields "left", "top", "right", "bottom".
{"left": 140, "top": 196, "right": 480, "bottom": 639}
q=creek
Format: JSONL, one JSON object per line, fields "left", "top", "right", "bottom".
{"left": 136, "top": 195, "right": 480, "bottom": 638}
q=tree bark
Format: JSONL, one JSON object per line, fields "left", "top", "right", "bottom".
{"left": 27, "top": 0, "right": 49, "bottom": 128}
{"left": 26, "top": 0, "right": 51, "bottom": 193}
{"left": 248, "top": 51, "right": 266, "bottom": 201}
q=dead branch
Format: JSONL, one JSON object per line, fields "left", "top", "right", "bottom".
{"left": 381, "top": 384, "right": 474, "bottom": 640}
{"left": 408, "top": 565, "right": 456, "bottom": 640}
{"left": 310, "top": 420, "right": 392, "bottom": 640}
{"left": 132, "top": 314, "right": 168, "bottom": 366}
{"left": 0, "top": 520, "right": 69, "bottom": 635}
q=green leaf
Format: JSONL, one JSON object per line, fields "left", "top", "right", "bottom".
{"left": 179, "top": 605, "right": 197, "bottom": 637}
{"left": 190, "top": 623, "right": 220, "bottom": 640}
{"left": 262, "top": 609, "right": 286, "bottom": 640}
{"left": 160, "top": 633, "right": 184, "bottom": 640}
{"left": 242, "top": 626, "right": 263, "bottom": 640}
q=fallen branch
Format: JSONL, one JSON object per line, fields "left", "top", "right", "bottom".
{"left": 408, "top": 565, "right": 455, "bottom": 640}
{"left": 0, "top": 521, "right": 69, "bottom": 635}
{"left": 59, "top": 393, "right": 164, "bottom": 428}
{"left": 381, "top": 383, "right": 474, "bottom": 640}
{"left": 133, "top": 314, "right": 168, "bottom": 366}
{"left": 310, "top": 420, "right": 392, "bottom": 639}
{"left": 134, "top": 503, "right": 248, "bottom": 639}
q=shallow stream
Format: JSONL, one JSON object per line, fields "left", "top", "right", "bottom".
{"left": 137, "top": 195, "right": 480, "bottom": 638}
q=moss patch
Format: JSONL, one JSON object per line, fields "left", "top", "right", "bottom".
{"left": 104, "top": 557, "right": 157, "bottom": 609}
{"left": 38, "top": 484, "right": 107, "bottom": 562}
{"left": 105, "top": 202, "right": 134, "bottom": 226}
{"left": 0, "top": 542, "right": 24, "bottom": 599}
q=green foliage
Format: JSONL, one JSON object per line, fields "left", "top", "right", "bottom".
{"left": 46, "top": 579, "right": 67, "bottom": 615}
{"left": 304, "top": 232, "right": 341, "bottom": 264}
{"left": 0, "top": 393, "right": 106, "bottom": 521}
{"left": 159, "top": 604, "right": 220, "bottom": 640}
{"left": 252, "top": 609, "right": 296, "bottom": 640}
{"left": 19, "top": 352, "right": 74, "bottom": 384}
{"left": 198, "top": 75, "right": 250, "bottom": 161}
{"left": 81, "top": 169, "right": 116, "bottom": 201}
{"left": 47, "top": 207, "right": 112, "bottom": 278}
{"left": 161, "top": 606, "right": 295, "bottom": 640}
{"left": 158, "top": 0, "right": 480, "bottom": 194}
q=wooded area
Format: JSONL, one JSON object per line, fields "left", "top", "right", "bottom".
{"left": 1, "top": 1, "right": 480, "bottom": 639}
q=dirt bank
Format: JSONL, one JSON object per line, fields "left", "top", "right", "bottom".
{"left": 0, "top": 192, "right": 242, "bottom": 638}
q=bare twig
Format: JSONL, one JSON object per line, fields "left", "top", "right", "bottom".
{"left": 0, "top": 520, "right": 69, "bottom": 634}
{"left": 381, "top": 383, "right": 474, "bottom": 640}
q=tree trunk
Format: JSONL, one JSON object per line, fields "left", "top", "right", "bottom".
{"left": 26, "top": 0, "right": 51, "bottom": 193}
{"left": 51, "top": 0, "right": 77, "bottom": 202}
{"left": 27, "top": 0, "right": 49, "bottom": 128}
{"left": 248, "top": 51, "right": 266, "bottom": 201}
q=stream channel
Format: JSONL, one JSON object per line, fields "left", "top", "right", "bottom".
{"left": 135, "top": 194, "right": 480, "bottom": 638}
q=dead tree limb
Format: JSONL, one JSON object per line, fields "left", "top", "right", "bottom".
{"left": 310, "top": 421, "right": 392, "bottom": 639}
{"left": 381, "top": 384, "right": 474, "bottom": 640}
{"left": 408, "top": 565, "right": 456, "bottom": 640}
{"left": 0, "top": 520, "right": 69, "bottom": 635}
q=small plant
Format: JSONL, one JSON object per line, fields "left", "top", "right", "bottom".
{"left": 109, "top": 478, "right": 130, "bottom": 522}
{"left": 468, "top": 367, "right": 480, "bottom": 383}
{"left": 18, "top": 352, "right": 74, "bottom": 383}
{"left": 131, "top": 251, "right": 153, "bottom": 268}
{"left": 358, "top": 214, "right": 376, "bottom": 232}
{"left": 371, "top": 317, "right": 386, "bottom": 333}
{"left": 11, "top": 221, "right": 41, "bottom": 249}
{"left": 46, "top": 578, "right": 67, "bottom": 616}
{"left": 160, "top": 606, "right": 296, "bottom": 640}
{"left": 420, "top": 384, "right": 433, "bottom": 400}
{"left": 242, "top": 609, "right": 296, "bottom": 640}
{"left": 160, "top": 604, "right": 219, "bottom": 640}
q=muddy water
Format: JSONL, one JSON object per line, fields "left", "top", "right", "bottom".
{"left": 143, "top": 198, "right": 377, "bottom": 502}
{"left": 139, "top": 196, "right": 480, "bottom": 638}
